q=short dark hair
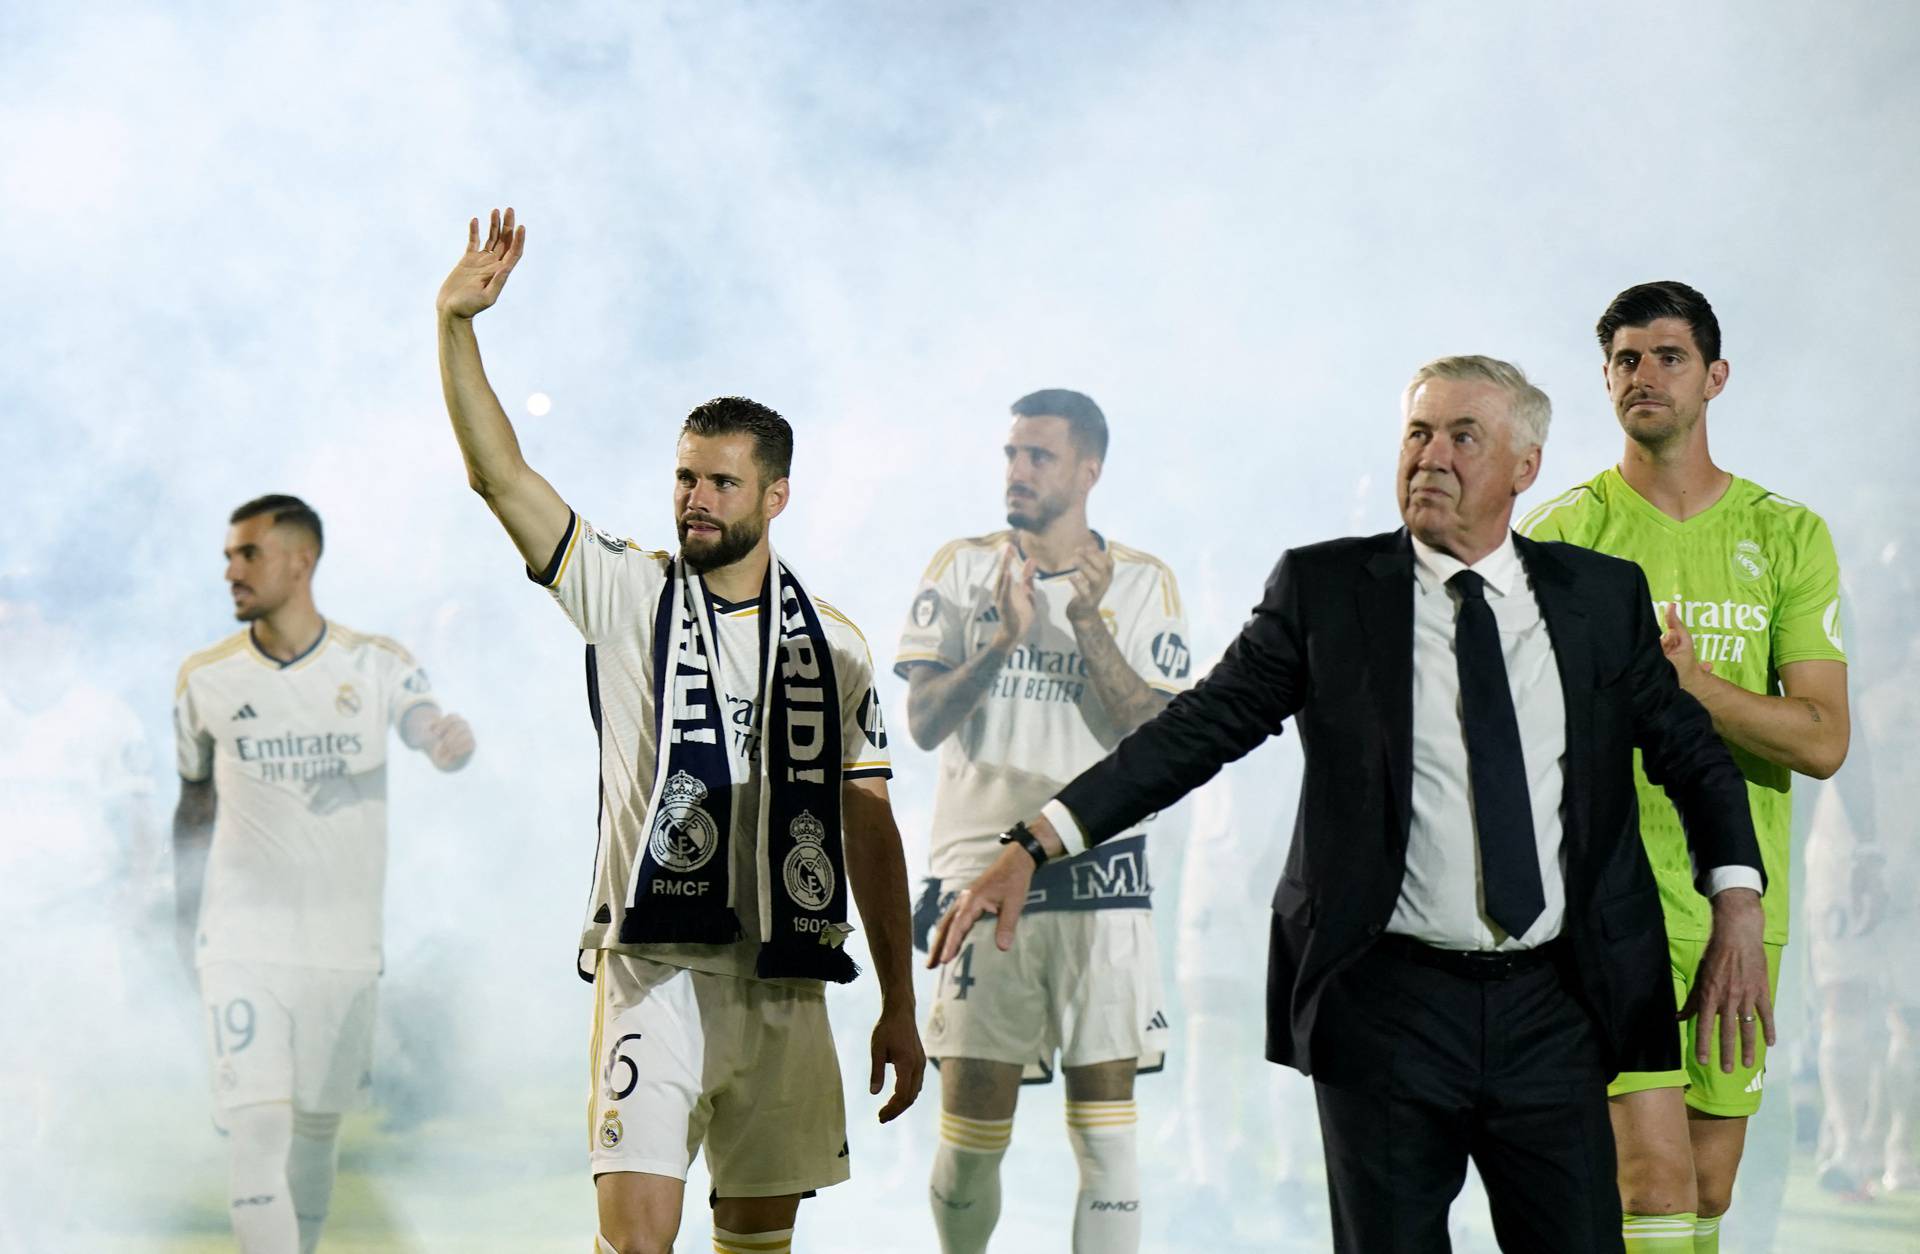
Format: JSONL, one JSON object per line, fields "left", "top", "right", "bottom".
{"left": 1009, "top": 388, "right": 1108, "bottom": 461}
{"left": 230, "top": 493, "right": 323, "bottom": 556}
{"left": 682, "top": 396, "right": 793, "bottom": 484}
{"left": 1596, "top": 281, "right": 1722, "bottom": 363}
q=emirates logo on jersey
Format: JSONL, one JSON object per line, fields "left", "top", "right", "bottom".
{"left": 334, "top": 683, "right": 362, "bottom": 716}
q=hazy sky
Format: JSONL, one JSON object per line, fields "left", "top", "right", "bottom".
{"left": 3, "top": 2, "right": 1916, "bottom": 1247}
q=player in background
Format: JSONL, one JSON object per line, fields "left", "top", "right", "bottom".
{"left": 895, "top": 389, "right": 1191, "bottom": 1254}
{"left": 1803, "top": 549, "right": 1920, "bottom": 1198}
{"left": 1520, "top": 281, "right": 1850, "bottom": 1253}
{"left": 173, "top": 494, "right": 474, "bottom": 1254}
{"left": 435, "top": 208, "right": 922, "bottom": 1254}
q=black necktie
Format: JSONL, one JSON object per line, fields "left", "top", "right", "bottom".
{"left": 1449, "top": 570, "right": 1545, "bottom": 939}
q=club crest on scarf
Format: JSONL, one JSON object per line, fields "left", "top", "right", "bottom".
{"left": 782, "top": 810, "right": 834, "bottom": 910}
{"left": 647, "top": 770, "right": 719, "bottom": 874}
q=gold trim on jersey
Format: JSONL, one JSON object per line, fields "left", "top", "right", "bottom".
{"left": 174, "top": 631, "right": 250, "bottom": 697}
{"left": 814, "top": 599, "right": 869, "bottom": 647}
{"left": 923, "top": 531, "right": 1013, "bottom": 585}
{"left": 548, "top": 516, "right": 585, "bottom": 589}
{"left": 844, "top": 759, "right": 890, "bottom": 772}
{"left": 330, "top": 623, "right": 418, "bottom": 665}
{"left": 1108, "top": 540, "right": 1184, "bottom": 618}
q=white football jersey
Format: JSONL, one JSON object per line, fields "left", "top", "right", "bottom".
{"left": 533, "top": 512, "right": 891, "bottom": 982}
{"left": 173, "top": 621, "right": 437, "bottom": 972}
{"left": 894, "top": 531, "right": 1192, "bottom": 880}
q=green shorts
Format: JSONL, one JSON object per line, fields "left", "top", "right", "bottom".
{"left": 1608, "top": 936, "right": 1784, "bottom": 1117}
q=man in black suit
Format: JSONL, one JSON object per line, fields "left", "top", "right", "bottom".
{"left": 928, "top": 355, "right": 1774, "bottom": 1252}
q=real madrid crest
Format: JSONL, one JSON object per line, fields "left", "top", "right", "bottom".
{"left": 599, "top": 1108, "right": 624, "bottom": 1149}
{"left": 648, "top": 770, "right": 719, "bottom": 873}
{"left": 782, "top": 810, "right": 835, "bottom": 910}
{"left": 335, "top": 683, "right": 362, "bottom": 716}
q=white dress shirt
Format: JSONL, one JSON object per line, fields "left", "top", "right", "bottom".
{"left": 1393, "top": 533, "right": 1567, "bottom": 950}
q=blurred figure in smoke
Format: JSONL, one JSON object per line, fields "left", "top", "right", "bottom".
{"left": 1803, "top": 540, "right": 1920, "bottom": 1199}
{"left": 436, "top": 209, "right": 923, "bottom": 1254}
{"left": 0, "top": 582, "right": 158, "bottom": 1243}
{"left": 172, "top": 495, "right": 475, "bottom": 1253}
{"left": 894, "top": 389, "right": 1191, "bottom": 1254}
{"left": 1171, "top": 753, "right": 1321, "bottom": 1246}
{"left": 1522, "top": 282, "right": 1850, "bottom": 1253}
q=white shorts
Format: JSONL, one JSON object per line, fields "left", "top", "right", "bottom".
{"left": 198, "top": 961, "right": 378, "bottom": 1114}
{"left": 587, "top": 951, "right": 849, "bottom": 1197}
{"left": 925, "top": 908, "right": 1166, "bottom": 1081}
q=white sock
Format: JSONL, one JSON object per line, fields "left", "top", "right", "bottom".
{"left": 929, "top": 1110, "right": 1013, "bottom": 1254}
{"left": 1066, "top": 1099, "right": 1141, "bottom": 1254}
{"left": 596, "top": 1237, "right": 618, "bottom": 1253}
{"left": 226, "top": 1102, "right": 297, "bottom": 1253}
{"left": 714, "top": 1225, "right": 793, "bottom": 1253}
{"left": 1884, "top": 1009, "right": 1920, "bottom": 1177}
{"left": 288, "top": 1110, "right": 341, "bottom": 1254}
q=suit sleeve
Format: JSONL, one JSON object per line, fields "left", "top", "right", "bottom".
{"left": 1621, "top": 563, "right": 1765, "bottom": 887}
{"left": 1055, "top": 550, "right": 1307, "bottom": 844}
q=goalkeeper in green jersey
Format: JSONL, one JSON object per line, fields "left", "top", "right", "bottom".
{"left": 1521, "top": 281, "right": 1850, "bottom": 1253}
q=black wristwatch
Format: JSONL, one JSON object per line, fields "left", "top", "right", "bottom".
{"left": 999, "top": 820, "right": 1049, "bottom": 868}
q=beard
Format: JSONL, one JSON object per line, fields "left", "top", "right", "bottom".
{"left": 1005, "top": 489, "right": 1065, "bottom": 533}
{"left": 678, "top": 511, "right": 766, "bottom": 573}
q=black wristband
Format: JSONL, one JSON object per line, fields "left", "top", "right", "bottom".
{"left": 999, "top": 820, "right": 1048, "bottom": 868}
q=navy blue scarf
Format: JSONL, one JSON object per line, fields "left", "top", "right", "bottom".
{"left": 622, "top": 554, "right": 857, "bottom": 983}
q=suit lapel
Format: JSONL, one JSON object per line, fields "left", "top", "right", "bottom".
{"left": 1355, "top": 531, "right": 1415, "bottom": 847}
{"left": 1516, "top": 534, "right": 1593, "bottom": 870}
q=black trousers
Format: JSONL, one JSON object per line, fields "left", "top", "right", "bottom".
{"left": 1309, "top": 937, "right": 1623, "bottom": 1254}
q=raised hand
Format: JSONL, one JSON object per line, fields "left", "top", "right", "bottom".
{"left": 437, "top": 208, "right": 526, "bottom": 320}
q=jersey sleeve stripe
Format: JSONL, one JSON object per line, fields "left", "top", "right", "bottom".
{"left": 1517, "top": 486, "right": 1590, "bottom": 535}
{"left": 927, "top": 531, "right": 1009, "bottom": 584}
{"left": 842, "top": 766, "right": 893, "bottom": 780}
{"left": 1109, "top": 543, "right": 1184, "bottom": 617}
{"left": 814, "top": 601, "right": 870, "bottom": 647}
{"left": 174, "top": 634, "right": 248, "bottom": 697}
{"left": 529, "top": 512, "right": 581, "bottom": 588}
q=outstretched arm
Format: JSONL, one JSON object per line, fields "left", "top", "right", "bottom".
{"left": 842, "top": 777, "right": 925, "bottom": 1123}
{"left": 436, "top": 207, "right": 571, "bottom": 569}
{"left": 929, "top": 550, "right": 1308, "bottom": 966}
